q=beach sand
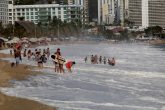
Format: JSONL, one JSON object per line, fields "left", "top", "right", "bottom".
{"left": 0, "top": 53, "right": 57, "bottom": 110}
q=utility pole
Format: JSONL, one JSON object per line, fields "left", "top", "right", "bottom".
{"left": 12, "top": 23, "right": 15, "bottom": 38}
{"left": 35, "top": 24, "right": 36, "bottom": 38}
{"left": 57, "top": 23, "right": 60, "bottom": 39}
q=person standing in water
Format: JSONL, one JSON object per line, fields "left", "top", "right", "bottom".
{"left": 46, "top": 48, "right": 50, "bottom": 59}
{"left": 54, "top": 48, "right": 65, "bottom": 73}
{"left": 65, "top": 61, "right": 76, "bottom": 73}
{"left": 109, "top": 57, "right": 116, "bottom": 66}
{"left": 84, "top": 56, "right": 87, "bottom": 63}
{"left": 99, "top": 56, "right": 102, "bottom": 64}
{"left": 103, "top": 57, "right": 106, "bottom": 64}
{"left": 14, "top": 46, "right": 22, "bottom": 66}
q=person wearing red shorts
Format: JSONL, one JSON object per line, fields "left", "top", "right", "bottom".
{"left": 65, "top": 61, "right": 76, "bottom": 73}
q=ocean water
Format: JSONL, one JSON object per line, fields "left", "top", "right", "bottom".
{"left": 1, "top": 43, "right": 165, "bottom": 110}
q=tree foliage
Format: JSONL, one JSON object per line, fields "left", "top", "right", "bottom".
{"left": 144, "top": 26, "right": 163, "bottom": 36}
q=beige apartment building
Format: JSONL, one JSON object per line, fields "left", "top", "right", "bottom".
{"left": 129, "top": 0, "right": 165, "bottom": 28}
{"left": 148, "top": 0, "right": 165, "bottom": 28}
{"left": 128, "top": 0, "right": 142, "bottom": 27}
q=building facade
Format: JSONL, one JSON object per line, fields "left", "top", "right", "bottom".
{"left": 0, "top": 0, "right": 9, "bottom": 26}
{"left": 129, "top": 0, "right": 165, "bottom": 28}
{"left": 68, "top": 0, "right": 89, "bottom": 24}
{"left": 88, "top": 0, "right": 98, "bottom": 22}
{"left": 148, "top": 0, "right": 165, "bottom": 28}
{"left": 120, "top": 0, "right": 129, "bottom": 26}
{"left": 98, "top": 0, "right": 112, "bottom": 25}
{"left": 128, "top": 0, "right": 142, "bottom": 27}
{"left": 7, "top": 0, "right": 83, "bottom": 25}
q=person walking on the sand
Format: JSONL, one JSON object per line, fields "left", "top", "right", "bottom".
{"left": 14, "top": 47, "right": 21, "bottom": 65}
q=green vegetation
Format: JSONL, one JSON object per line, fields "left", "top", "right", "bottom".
{"left": 14, "top": 0, "right": 68, "bottom": 5}
{"left": 144, "top": 26, "right": 163, "bottom": 37}
{"left": 0, "top": 15, "right": 83, "bottom": 38}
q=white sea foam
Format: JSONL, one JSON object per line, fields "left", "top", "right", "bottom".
{"left": 1, "top": 43, "right": 165, "bottom": 110}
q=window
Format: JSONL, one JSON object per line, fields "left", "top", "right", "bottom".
{"left": 8, "top": 1, "right": 12, "bottom": 4}
{"left": 9, "top": 9, "right": 12, "bottom": 12}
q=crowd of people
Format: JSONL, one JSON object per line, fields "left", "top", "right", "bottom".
{"left": 11, "top": 44, "right": 76, "bottom": 73}
{"left": 11, "top": 44, "right": 115, "bottom": 74}
{"left": 84, "top": 55, "right": 116, "bottom": 66}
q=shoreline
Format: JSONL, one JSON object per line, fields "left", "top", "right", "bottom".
{"left": 0, "top": 53, "right": 57, "bottom": 110}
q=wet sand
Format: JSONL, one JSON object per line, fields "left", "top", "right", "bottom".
{"left": 0, "top": 53, "right": 57, "bottom": 110}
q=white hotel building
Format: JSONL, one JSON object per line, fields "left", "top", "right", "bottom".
{"left": 7, "top": 0, "right": 83, "bottom": 25}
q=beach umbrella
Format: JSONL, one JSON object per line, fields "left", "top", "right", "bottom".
{"left": 12, "top": 37, "right": 20, "bottom": 41}
{"left": 0, "top": 37, "right": 8, "bottom": 42}
{"left": 29, "top": 38, "right": 38, "bottom": 42}
{"left": 20, "top": 39, "right": 29, "bottom": 43}
{"left": 6, "top": 37, "right": 20, "bottom": 44}
{"left": 46, "top": 38, "right": 51, "bottom": 42}
{"left": 38, "top": 37, "right": 46, "bottom": 41}
{"left": 21, "top": 37, "right": 29, "bottom": 40}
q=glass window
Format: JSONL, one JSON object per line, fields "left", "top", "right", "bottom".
{"left": 8, "top": 1, "right": 12, "bottom": 4}
{"left": 9, "top": 9, "right": 12, "bottom": 12}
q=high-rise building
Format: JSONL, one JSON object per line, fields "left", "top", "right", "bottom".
{"left": 120, "top": 0, "right": 129, "bottom": 26}
{"left": 128, "top": 0, "right": 142, "bottom": 27}
{"left": 129, "top": 0, "right": 165, "bottom": 28}
{"left": 98, "top": 0, "right": 117, "bottom": 25}
{"left": 68, "top": 0, "right": 89, "bottom": 24}
{"left": 148, "top": 0, "right": 165, "bottom": 28}
{"left": 0, "top": 0, "right": 8, "bottom": 26}
{"left": 88, "top": 0, "right": 98, "bottom": 22}
{"left": 8, "top": 0, "right": 14, "bottom": 24}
